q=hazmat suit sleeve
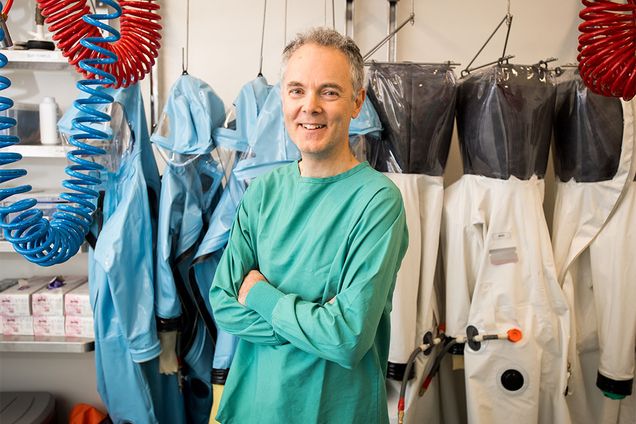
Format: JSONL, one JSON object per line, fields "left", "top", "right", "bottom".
{"left": 245, "top": 191, "right": 408, "bottom": 369}
{"left": 93, "top": 171, "right": 161, "bottom": 363}
{"left": 209, "top": 189, "right": 287, "bottom": 346}
{"left": 155, "top": 180, "right": 183, "bottom": 320}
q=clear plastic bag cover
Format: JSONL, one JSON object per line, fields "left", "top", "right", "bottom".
{"left": 366, "top": 63, "right": 457, "bottom": 175}
{"left": 456, "top": 64, "right": 556, "bottom": 179}
{"left": 59, "top": 101, "right": 132, "bottom": 173}
{"left": 232, "top": 83, "right": 300, "bottom": 181}
{"left": 554, "top": 69, "right": 623, "bottom": 182}
{"left": 151, "top": 75, "right": 226, "bottom": 155}
{"left": 213, "top": 76, "right": 272, "bottom": 155}
{"left": 57, "top": 86, "right": 159, "bottom": 187}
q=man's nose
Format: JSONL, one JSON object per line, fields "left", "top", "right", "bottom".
{"left": 302, "top": 93, "right": 322, "bottom": 114}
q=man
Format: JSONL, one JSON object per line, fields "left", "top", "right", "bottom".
{"left": 210, "top": 28, "right": 408, "bottom": 423}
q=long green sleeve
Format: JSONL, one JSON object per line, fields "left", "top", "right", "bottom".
{"left": 209, "top": 186, "right": 286, "bottom": 345}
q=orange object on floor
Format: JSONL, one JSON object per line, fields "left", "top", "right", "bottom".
{"left": 69, "top": 403, "right": 109, "bottom": 424}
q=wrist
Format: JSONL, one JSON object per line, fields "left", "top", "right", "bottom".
{"left": 238, "top": 278, "right": 267, "bottom": 305}
{"left": 245, "top": 281, "right": 284, "bottom": 323}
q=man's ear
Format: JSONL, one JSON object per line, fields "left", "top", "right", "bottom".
{"left": 351, "top": 88, "right": 366, "bottom": 119}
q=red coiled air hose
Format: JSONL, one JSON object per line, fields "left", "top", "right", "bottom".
{"left": 36, "top": 0, "right": 161, "bottom": 88}
{"left": 2, "top": 0, "right": 15, "bottom": 15}
{"left": 578, "top": 0, "right": 636, "bottom": 100}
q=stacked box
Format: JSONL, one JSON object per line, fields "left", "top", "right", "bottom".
{"left": 64, "top": 315, "right": 94, "bottom": 338}
{"left": 0, "top": 279, "right": 19, "bottom": 335}
{"left": 0, "top": 276, "right": 91, "bottom": 337}
{"left": 30, "top": 276, "right": 88, "bottom": 337}
{"left": 64, "top": 282, "right": 92, "bottom": 317}
{"left": 33, "top": 315, "right": 66, "bottom": 337}
{"left": 63, "top": 281, "right": 94, "bottom": 338}
{"left": 2, "top": 316, "right": 34, "bottom": 336}
{"left": 32, "top": 276, "right": 87, "bottom": 316}
{"left": 0, "top": 277, "right": 51, "bottom": 335}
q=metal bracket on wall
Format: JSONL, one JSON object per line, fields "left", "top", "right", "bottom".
{"left": 363, "top": 0, "right": 415, "bottom": 62}
{"left": 362, "top": 12, "right": 414, "bottom": 62}
{"left": 388, "top": 0, "right": 398, "bottom": 62}
{"left": 345, "top": 0, "right": 354, "bottom": 38}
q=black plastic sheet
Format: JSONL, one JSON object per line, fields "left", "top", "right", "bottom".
{"left": 365, "top": 63, "right": 457, "bottom": 175}
{"left": 554, "top": 69, "right": 623, "bottom": 183}
{"left": 456, "top": 64, "right": 556, "bottom": 179}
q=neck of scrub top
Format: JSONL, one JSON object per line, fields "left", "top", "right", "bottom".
{"left": 297, "top": 146, "right": 360, "bottom": 178}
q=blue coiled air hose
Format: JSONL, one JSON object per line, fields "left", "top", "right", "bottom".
{"left": 0, "top": 0, "right": 122, "bottom": 266}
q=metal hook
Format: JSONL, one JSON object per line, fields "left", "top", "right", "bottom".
{"left": 182, "top": 0, "right": 190, "bottom": 75}
{"left": 460, "top": 0, "right": 515, "bottom": 76}
{"left": 362, "top": 12, "right": 415, "bottom": 62}
{"left": 500, "top": 14, "right": 513, "bottom": 60}
{"left": 284, "top": 0, "right": 288, "bottom": 46}
{"left": 461, "top": 54, "right": 515, "bottom": 78}
{"left": 258, "top": 0, "right": 268, "bottom": 77}
{"left": 332, "top": 0, "right": 336, "bottom": 30}
{"left": 345, "top": 0, "right": 355, "bottom": 38}
{"left": 362, "top": 0, "right": 416, "bottom": 62}
{"left": 461, "top": 9, "right": 514, "bottom": 78}
{"left": 553, "top": 62, "right": 578, "bottom": 77}
{"left": 324, "top": 0, "right": 326, "bottom": 27}
{"left": 535, "top": 57, "right": 558, "bottom": 70}
{"left": 497, "top": 55, "right": 511, "bottom": 66}
{"left": 366, "top": 60, "right": 461, "bottom": 68}
{"left": 181, "top": 48, "right": 187, "bottom": 75}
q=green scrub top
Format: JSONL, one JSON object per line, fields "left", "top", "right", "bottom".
{"left": 210, "top": 161, "right": 408, "bottom": 423}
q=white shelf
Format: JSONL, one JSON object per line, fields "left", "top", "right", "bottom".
{"left": 1, "top": 49, "right": 70, "bottom": 70}
{"left": 0, "top": 241, "right": 89, "bottom": 254}
{"left": 0, "top": 335, "right": 94, "bottom": 353}
{"left": 0, "top": 241, "right": 13, "bottom": 253}
{"left": 2, "top": 144, "right": 70, "bottom": 158}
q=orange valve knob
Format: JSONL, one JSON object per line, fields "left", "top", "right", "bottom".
{"left": 507, "top": 328, "right": 522, "bottom": 343}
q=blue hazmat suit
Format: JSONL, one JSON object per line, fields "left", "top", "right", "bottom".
{"left": 151, "top": 74, "right": 229, "bottom": 424}
{"left": 59, "top": 85, "right": 164, "bottom": 424}
{"left": 192, "top": 76, "right": 274, "bottom": 419}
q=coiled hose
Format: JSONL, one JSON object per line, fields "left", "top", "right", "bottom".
{"left": 1, "top": 0, "right": 13, "bottom": 15}
{"left": 37, "top": 0, "right": 161, "bottom": 88}
{"left": 578, "top": 0, "right": 636, "bottom": 100}
{"left": 0, "top": 1, "right": 122, "bottom": 266}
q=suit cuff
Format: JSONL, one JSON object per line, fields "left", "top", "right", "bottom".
{"left": 130, "top": 340, "right": 161, "bottom": 363}
{"left": 245, "top": 281, "right": 284, "bottom": 324}
{"left": 596, "top": 371, "right": 633, "bottom": 397}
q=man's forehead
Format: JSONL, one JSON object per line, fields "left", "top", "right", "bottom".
{"left": 288, "top": 43, "right": 348, "bottom": 64}
{"left": 284, "top": 44, "right": 352, "bottom": 85}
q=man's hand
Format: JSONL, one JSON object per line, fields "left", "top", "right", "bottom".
{"left": 238, "top": 270, "right": 268, "bottom": 305}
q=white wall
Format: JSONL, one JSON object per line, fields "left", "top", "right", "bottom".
{"left": 158, "top": 0, "right": 580, "bottom": 107}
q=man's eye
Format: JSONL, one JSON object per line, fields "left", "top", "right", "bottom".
{"left": 323, "top": 90, "right": 339, "bottom": 97}
{"left": 289, "top": 88, "right": 303, "bottom": 96}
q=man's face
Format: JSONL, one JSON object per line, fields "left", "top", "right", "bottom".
{"left": 282, "top": 43, "right": 365, "bottom": 159}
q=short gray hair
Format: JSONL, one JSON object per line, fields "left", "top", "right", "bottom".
{"left": 282, "top": 27, "right": 365, "bottom": 96}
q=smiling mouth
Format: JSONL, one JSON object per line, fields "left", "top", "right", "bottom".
{"left": 300, "top": 124, "right": 326, "bottom": 130}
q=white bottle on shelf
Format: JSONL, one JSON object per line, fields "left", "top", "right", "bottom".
{"left": 39, "top": 96, "right": 59, "bottom": 145}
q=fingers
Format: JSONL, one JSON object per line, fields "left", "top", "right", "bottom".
{"left": 246, "top": 269, "right": 267, "bottom": 284}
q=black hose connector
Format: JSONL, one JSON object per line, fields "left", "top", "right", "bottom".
{"left": 388, "top": 361, "right": 416, "bottom": 381}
